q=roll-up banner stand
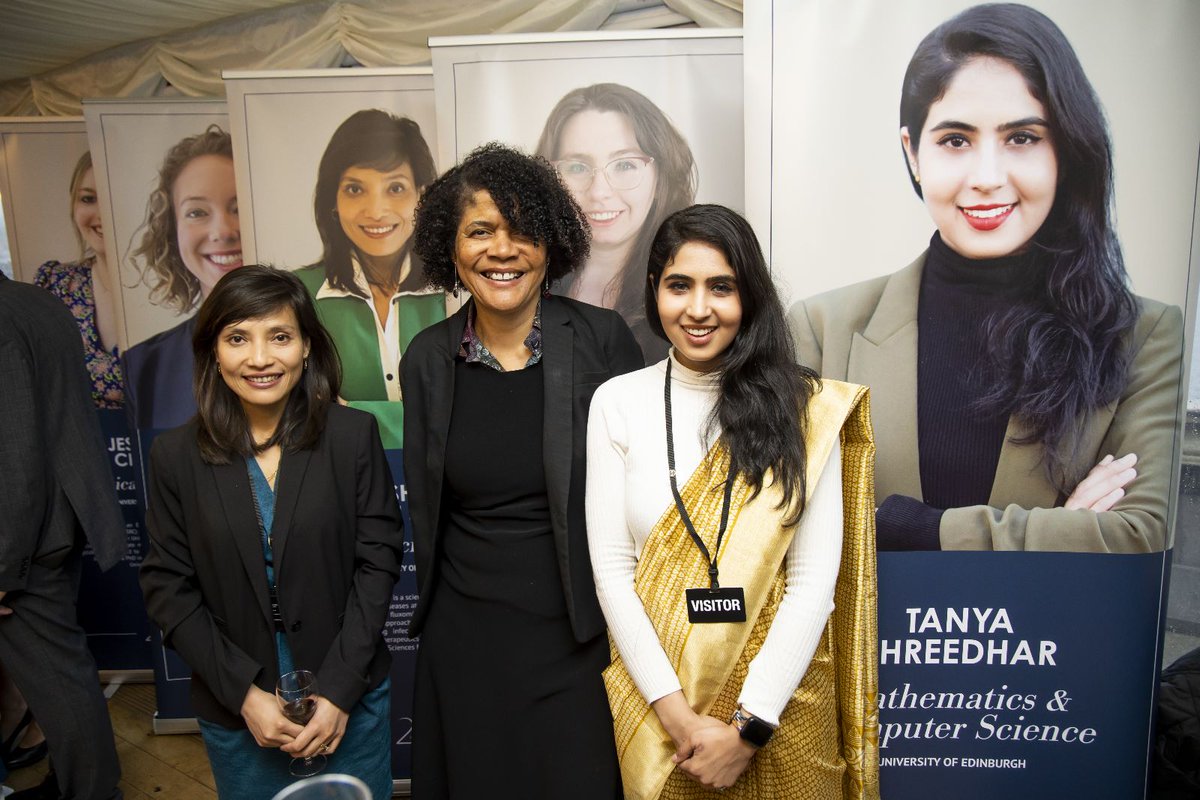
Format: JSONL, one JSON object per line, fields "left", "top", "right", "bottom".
{"left": 0, "top": 117, "right": 152, "bottom": 679}
{"left": 224, "top": 67, "right": 446, "bottom": 794}
{"left": 83, "top": 98, "right": 232, "bottom": 732}
{"left": 747, "top": 1, "right": 1199, "bottom": 796}
{"left": 430, "top": 29, "right": 743, "bottom": 365}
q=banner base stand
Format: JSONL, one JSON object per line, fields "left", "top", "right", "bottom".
{"left": 100, "top": 669, "right": 154, "bottom": 685}
{"left": 151, "top": 713, "right": 199, "bottom": 735}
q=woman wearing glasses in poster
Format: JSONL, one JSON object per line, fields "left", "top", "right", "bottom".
{"left": 296, "top": 109, "right": 445, "bottom": 449}
{"left": 792, "top": 3, "right": 1183, "bottom": 553}
{"left": 538, "top": 83, "right": 697, "bottom": 363}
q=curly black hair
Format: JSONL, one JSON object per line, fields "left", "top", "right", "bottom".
{"left": 412, "top": 142, "right": 590, "bottom": 292}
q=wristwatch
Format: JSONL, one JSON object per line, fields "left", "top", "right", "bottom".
{"left": 730, "top": 705, "right": 776, "bottom": 748}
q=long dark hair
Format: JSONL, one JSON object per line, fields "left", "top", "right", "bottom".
{"left": 537, "top": 83, "right": 696, "bottom": 330}
{"left": 646, "top": 204, "right": 819, "bottom": 524}
{"left": 192, "top": 266, "right": 341, "bottom": 464}
{"left": 312, "top": 109, "right": 437, "bottom": 297}
{"left": 900, "top": 3, "right": 1138, "bottom": 488}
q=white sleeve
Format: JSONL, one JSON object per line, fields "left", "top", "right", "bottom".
{"left": 586, "top": 385, "right": 682, "bottom": 704}
{"left": 737, "top": 438, "right": 844, "bottom": 726}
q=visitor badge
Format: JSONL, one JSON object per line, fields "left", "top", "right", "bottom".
{"left": 686, "top": 587, "right": 747, "bottom": 623}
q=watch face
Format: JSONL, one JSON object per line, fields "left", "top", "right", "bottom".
{"left": 738, "top": 715, "right": 774, "bottom": 748}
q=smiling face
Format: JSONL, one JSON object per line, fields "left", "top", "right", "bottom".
{"left": 454, "top": 190, "right": 547, "bottom": 323}
{"left": 556, "top": 109, "right": 656, "bottom": 254}
{"left": 655, "top": 241, "right": 742, "bottom": 372}
{"left": 173, "top": 154, "right": 242, "bottom": 298}
{"left": 902, "top": 56, "right": 1058, "bottom": 260}
{"left": 72, "top": 167, "right": 104, "bottom": 257}
{"left": 336, "top": 163, "right": 418, "bottom": 264}
{"left": 215, "top": 306, "right": 310, "bottom": 421}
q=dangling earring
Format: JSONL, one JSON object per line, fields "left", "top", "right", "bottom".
{"left": 303, "top": 357, "right": 308, "bottom": 371}
{"left": 543, "top": 270, "right": 551, "bottom": 299}
{"left": 452, "top": 274, "right": 461, "bottom": 299}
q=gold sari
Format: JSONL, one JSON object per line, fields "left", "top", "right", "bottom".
{"left": 602, "top": 380, "right": 879, "bottom": 799}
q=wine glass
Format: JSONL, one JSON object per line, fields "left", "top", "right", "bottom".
{"left": 276, "top": 669, "right": 326, "bottom": 777}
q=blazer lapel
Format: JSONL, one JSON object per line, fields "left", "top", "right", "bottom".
{"left": 847, "top": 255, "right": 924, "bottom": 500}
{"left": 424, "top": 306, "right": 467, "bottom": 545}
{"left": 270, "top": 447, "right": 313, "bottom": 576}
{"left": 540, "top": 299, "right": 574, "bottom": 581}
{"left": 212, "top": 460, "right": 272, "bottom": 626}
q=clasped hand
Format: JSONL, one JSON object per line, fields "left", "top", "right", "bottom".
{"left": 240, "top": 685, "right": 349, "bottom": 758}
{"left": 671, "top": 714, "right": 756, "bottom": 791}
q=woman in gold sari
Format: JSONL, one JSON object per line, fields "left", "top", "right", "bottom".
{"left": 586, "top": 204, "right": 879, "bottom": 798}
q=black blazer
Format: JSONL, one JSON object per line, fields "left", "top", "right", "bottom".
{"left": 401, "top": 295, "right": 643, "bottom": 642}
{"left": 0, "top": 274, "right": 125, "bottom": 589}
{"left": 139, "top": 404, "right": 404, "bottom": 728}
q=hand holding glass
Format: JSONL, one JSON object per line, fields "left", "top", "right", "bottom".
{"left": 276, "top": 669, "right": 326, "bottom": 777}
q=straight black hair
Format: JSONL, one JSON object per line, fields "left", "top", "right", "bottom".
{"left": 646, "top": 204, "right": 820, "bottom": 525}
{"left": 192, "top": 265, "right": 341, "bottom": 464}
{"left": 900, "top": 3, "right": 1138, "bottom": 488}
{"left": 312, "top": 110, "right": 437, "bottom": 297}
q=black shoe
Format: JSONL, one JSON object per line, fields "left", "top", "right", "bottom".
{"left": 4, "top": 739, "right": 46, "bottom": 771}
{"left": 8, "top": 773, "right": 59, "bottom": 800}
{"left": 0, "top": 710, "right": 32, "bottom": 761}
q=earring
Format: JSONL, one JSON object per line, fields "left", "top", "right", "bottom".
{"left": 452, "top": 273, "right": 461, "bottom": 299}
{"left": 543, "top": 272, "right": 551, "bottom": 298}
{"left": 914, "top": 173, "right": 921, "bottom": 184}
{"left": 303, "top": 357, "right": 308, "bottom": 371}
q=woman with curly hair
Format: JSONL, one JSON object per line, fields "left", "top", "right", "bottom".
{"left": 537, "top": 83, "right": 697, "bottom": 363}
{"left": 124, "top": 126, "right": 243, "bottom": 431}
{"left": 295, "top": 109, "right": 445, "bottom": 449}
{"left": 401, "top": 142, "right": 643, "bottom": 797}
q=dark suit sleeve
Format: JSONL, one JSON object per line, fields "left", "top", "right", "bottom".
{"left": 606, "top": 311, "right": 645, "bottom": 377}
{"left": 317, "top": 414, "right": 404, "bottom": 712}
{"left": 0, "top": 338, "right": 44, "bottom": 591}
{"left": 139, "top": 438, "right": 264, "bottom": 715}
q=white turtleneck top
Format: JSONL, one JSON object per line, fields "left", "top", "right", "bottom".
{"left": 585, "top": 352, "right": 843, "bottom": 726}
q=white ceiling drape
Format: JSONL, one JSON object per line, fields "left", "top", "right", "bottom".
{"left": 0, "top": 0, "right": 742, "bottom": 117}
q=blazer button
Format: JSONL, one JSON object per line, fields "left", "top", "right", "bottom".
{"left": 290, "top": 621, "right": 303, "bottom": 632}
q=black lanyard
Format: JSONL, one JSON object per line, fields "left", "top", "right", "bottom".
{"left": 664, "top": 359, "right": 734, "bottom": 591}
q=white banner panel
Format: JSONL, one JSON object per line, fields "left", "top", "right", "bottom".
{"left": 748, "top": 0, "right": 1200, "bottom": 307}
{"left": 224, "top": 68, "right": 438, "bottom": 271}
{"left": 0, "top": 119, "right": 90, "bottom": 284}
{"left": 431, "top": 29, "right": 743, "bottom": 362}
{"left": 82, "top": 99, "right": 231, "bottom": 351}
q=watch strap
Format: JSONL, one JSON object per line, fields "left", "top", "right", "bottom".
{"left": 731, "top": 705, "right": 775, "bottom": 748}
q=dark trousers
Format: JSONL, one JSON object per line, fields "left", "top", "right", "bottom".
{"left": 0, "top": 544, "right": 122, "bottom": 799}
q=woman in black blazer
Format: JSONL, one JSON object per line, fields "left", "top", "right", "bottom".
{"left": 402, "top": 144, "right": 643, "bottom": 798}
{"left": 140, "top": 266, "right": 403, "bottom": 799}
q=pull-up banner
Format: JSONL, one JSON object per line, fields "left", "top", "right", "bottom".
{"left": 0, "top": 118, "right": 152, "bottom": 672}
{"left": 877, "top": 551, "right": 1166, "bottom": 797}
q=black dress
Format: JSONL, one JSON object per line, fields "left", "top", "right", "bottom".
{"left": 413, "top": 360, "right": 621, "bottom": 798}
